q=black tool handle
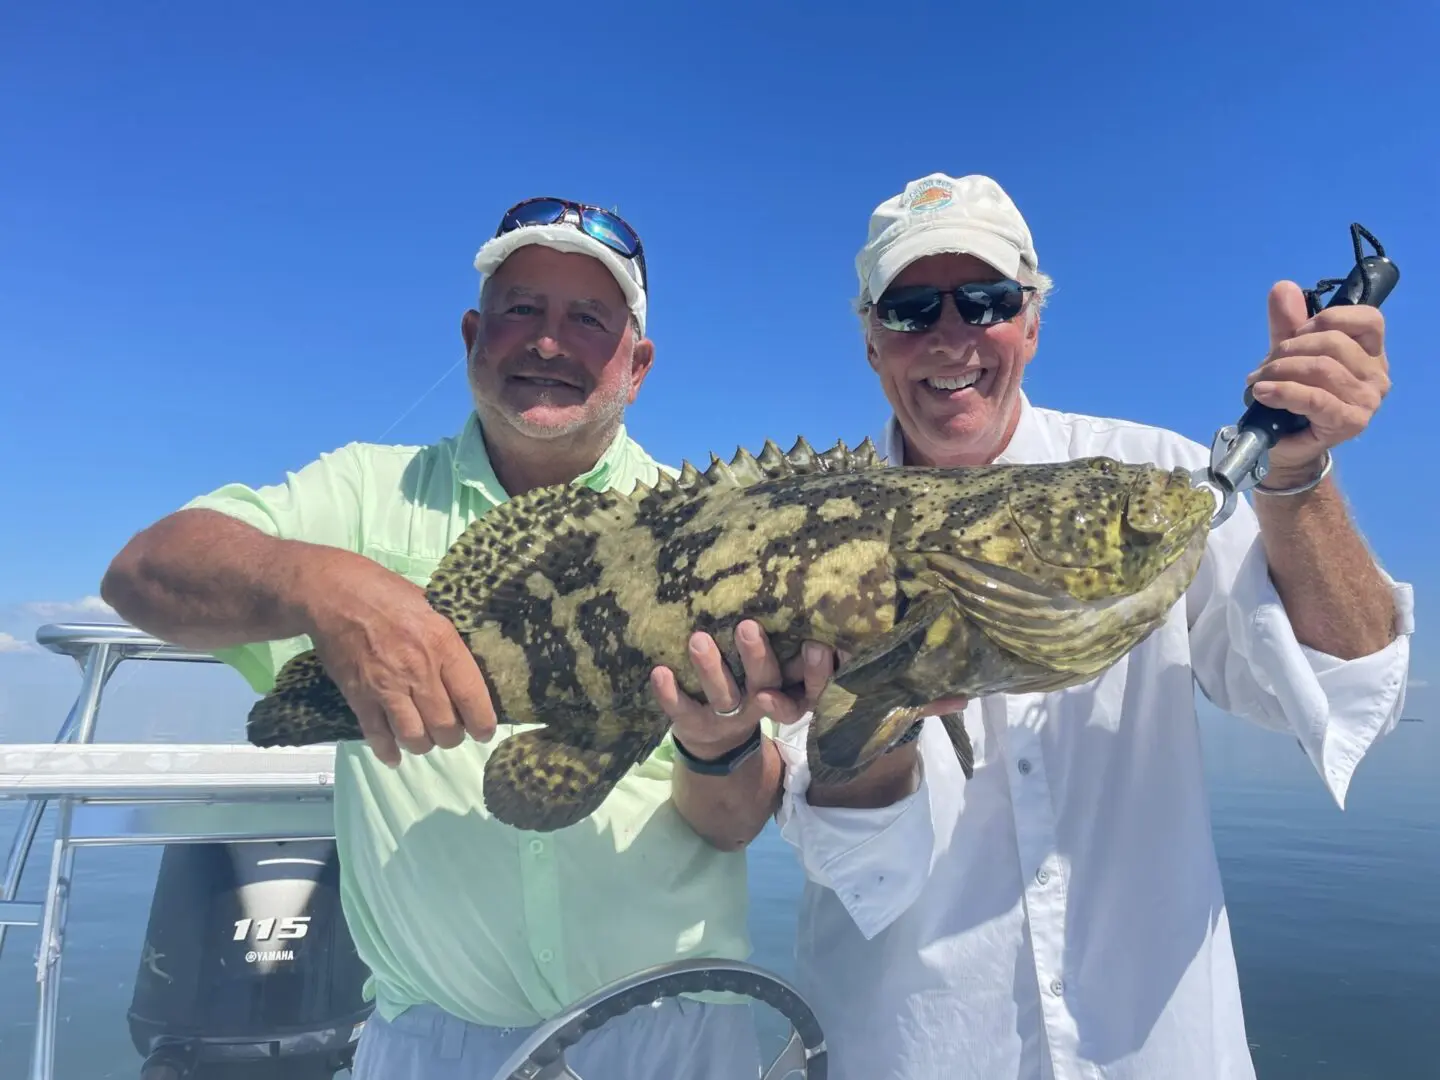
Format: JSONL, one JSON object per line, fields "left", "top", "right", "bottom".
{"left": 1237, "top": 239, "right": 1400, "bottom": 445}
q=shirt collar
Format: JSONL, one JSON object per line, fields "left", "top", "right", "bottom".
{"left": 882, "top": 389, "right": 1057, "bottom": 467}
{"left": 451, "top": 411, "right": 635, "bottom": 505}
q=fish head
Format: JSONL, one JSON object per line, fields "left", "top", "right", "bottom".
{"left": 1000, "top": 456, "right": 1216, "bottom": 597}
{"left": 920, "top": 456, "right": 1215, "bottom": 678}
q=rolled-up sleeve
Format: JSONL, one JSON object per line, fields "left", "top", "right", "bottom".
{"left": 1186, "top": 496, "right": 1414, "bottom": 809}
{"left": 772, "top": 717, "right": 942, "bottom": 939}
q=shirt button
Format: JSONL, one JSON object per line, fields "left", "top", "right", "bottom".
{"left": 1035, "top": 867, "right": 1050, "bottom": 885}
{"left": 1050, "top": 978, "right": 1065, "bottom": 996}
{"left": 1017, "top": 759, "right": 1032, "bottom": 775}
{"left": 529, "top": 839, "right": 545, "bottom": 854}
{"left": 538, "top": 949, "right": 554, "bottom": 963}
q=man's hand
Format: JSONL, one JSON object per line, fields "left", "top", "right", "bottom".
{"left": 650, "top": 619, "right": 831, "bottom": 758}
{"left": 651, "top": 621, "right": 965, "bottom": 757}
{"left": 1243, "top": 280, "right": 1400, "bottom": 660}
{"left": 298, "top": 553, "right": 498, "bottom": 767}
{"left": 1247, "top": 280, "right": 1390, "bottom": 485}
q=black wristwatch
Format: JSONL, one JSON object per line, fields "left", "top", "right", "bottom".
{"left": 672, "top": 724, "right": 765, "bottom": 776}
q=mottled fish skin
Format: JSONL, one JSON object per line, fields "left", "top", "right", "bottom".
{"left": 246, "top": 437, "right": 1215, "bottom": 832}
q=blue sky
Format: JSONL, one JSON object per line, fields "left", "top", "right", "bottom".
{"left": 0, "top": 1, "right": 1434, "bottom": 716}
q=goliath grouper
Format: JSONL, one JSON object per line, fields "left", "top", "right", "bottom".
{"left": 245, "top": 436, "right": 1215, "bottom": 832}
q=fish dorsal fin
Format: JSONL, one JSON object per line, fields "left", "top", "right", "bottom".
{"left": 426, "top": 435, "right": 890, "bottom": 630}
{"left": 628, "top": 435, "right": 886, "bottom": 506}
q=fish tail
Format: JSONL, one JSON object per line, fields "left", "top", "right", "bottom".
{"left": 246, "top": 649, "right": 362, "bottom": 746}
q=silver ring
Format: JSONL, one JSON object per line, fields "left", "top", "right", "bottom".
{"left": 713, "top": 701, "right": 745, "bottom": 718}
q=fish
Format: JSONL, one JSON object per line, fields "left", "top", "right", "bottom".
{"left": 245, "top": 436, "right": 1215, "bottom": 832}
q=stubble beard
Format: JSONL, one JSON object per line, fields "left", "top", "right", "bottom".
{"left": 469, "top": 340, "right": 633, "bottom": 444}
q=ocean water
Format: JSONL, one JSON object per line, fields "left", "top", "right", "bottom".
{"left": 0, "top": 653, "right": 1435, "bottom": 1079}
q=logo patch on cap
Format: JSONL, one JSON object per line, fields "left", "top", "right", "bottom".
{"left": 906, "top": 179, "right": 953, "bottom": 214}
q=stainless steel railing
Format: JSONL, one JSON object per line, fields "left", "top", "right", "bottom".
{"left": 0, "top": 622, "right": 339, "bottom": 1080}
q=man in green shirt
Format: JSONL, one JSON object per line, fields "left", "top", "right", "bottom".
{"left": 100, "top": 196, "right": 809, "bottom": 1079}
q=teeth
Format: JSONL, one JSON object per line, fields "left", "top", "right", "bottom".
{"left": 927, "top": 371, "right": 982, "bottom": 391}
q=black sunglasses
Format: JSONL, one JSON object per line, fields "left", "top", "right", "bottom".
{"left": 870, "top": 279, "right": 1035, "bottom": 332}
{"left": 496, "top": 196, "right": 649, "bottom": 293}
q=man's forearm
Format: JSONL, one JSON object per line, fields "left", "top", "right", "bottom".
{"left": 671, "top": 737, "right": 784, "bottom": 851}
{"left": 1253, "top": 470, "right": 1396, "bottom": 659}
{"left": 100, "top": 508, "right": 341, "bottom": 649}
{"left": 806, "top": 743, "right": 920, "bottom": 809}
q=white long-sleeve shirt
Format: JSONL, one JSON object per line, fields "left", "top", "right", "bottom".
{"left": 774, "top": 394, "right": 1413, "bottom": 1080}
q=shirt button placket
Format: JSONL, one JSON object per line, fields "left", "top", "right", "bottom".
{"left": 524, "top": 836, "right": 563, "bottom": 987}
{"left": 1004, "top": 705, "right": 1081, "bottom": 1078}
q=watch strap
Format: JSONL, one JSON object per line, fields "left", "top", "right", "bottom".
{"left": 672, "top": 724, "right": 764, "bottom": 776}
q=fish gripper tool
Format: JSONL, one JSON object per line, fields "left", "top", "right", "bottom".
{"left": 1192, "top": 222, "right": 1399, "bottom": 527}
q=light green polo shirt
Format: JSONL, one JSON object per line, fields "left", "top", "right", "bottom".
{"left": 182, "top": 413, "right": 755, "bottom": 1027}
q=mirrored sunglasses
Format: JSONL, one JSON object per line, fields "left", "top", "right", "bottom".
{"left": 496, "top": 196, "right": 648, "bottom": 292}
{"left": 872, "top": 279, "right": 1035, "bottom": 332}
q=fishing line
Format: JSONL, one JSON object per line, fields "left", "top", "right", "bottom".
{"left": 373, "top": 354, "right": 467, "bottom": 443}
{"left": 95, "top": 345, "right": 469, "bottom": 708}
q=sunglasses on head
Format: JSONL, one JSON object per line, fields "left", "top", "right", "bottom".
{"left": 870, "top": 279, "right": 1035, "bottom": 332}
{"left": 496, "top": 196, "right": 648, "bottom": 292}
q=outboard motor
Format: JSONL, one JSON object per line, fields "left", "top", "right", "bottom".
{"left": 126, "top": 839, "right": 373, "bottom": 1079}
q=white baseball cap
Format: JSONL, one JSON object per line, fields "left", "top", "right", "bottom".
{"left": 855, "top": 172, "right": 1039, "bottom": 305}
{"left": 473, "top": 211, "right": 649, "bottom": 335}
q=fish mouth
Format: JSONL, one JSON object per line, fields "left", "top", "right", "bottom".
{"left": 929, "top": 527, "right": 1209, "bottom": 677}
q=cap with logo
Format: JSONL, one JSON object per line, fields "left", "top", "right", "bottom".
{"left": 855, "top": 173, "right": 1039, "bottom": 305}
{"left": 474, "top": 197, "right": 649, "bottom": 335}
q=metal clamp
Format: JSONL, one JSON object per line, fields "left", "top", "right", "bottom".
{"left": 1192, "top": 423, "right": 1272, "bottom": 527}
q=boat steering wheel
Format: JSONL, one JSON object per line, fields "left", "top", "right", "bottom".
{"left": 488, "top": 958, "right": 828, "bottom": 1080}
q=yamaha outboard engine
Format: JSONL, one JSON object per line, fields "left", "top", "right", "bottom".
{"left": 126, "top": 839, "right": 372, "bottom": 1079}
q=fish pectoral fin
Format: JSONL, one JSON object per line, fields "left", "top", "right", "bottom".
{"left": 809, "top": 589, "right": 964, "bottom": 777}
{"left": 482, "top": 724, "right": 660, "bottom": 833}
{"left": 247, "top": 649, "right": 360, "bottom": 747}
{"left": 808, "top": 705, "right": 977, "bottom": 787}
{"left": 807, "top": 692, "right": 930, "bottom": 787}
{"left": 939, "top": 710, "right": 975, "bottom": 779}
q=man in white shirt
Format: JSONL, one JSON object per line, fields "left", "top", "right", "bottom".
{"left": 767, "top": 172, "right": 1414, "bottom": 1080}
